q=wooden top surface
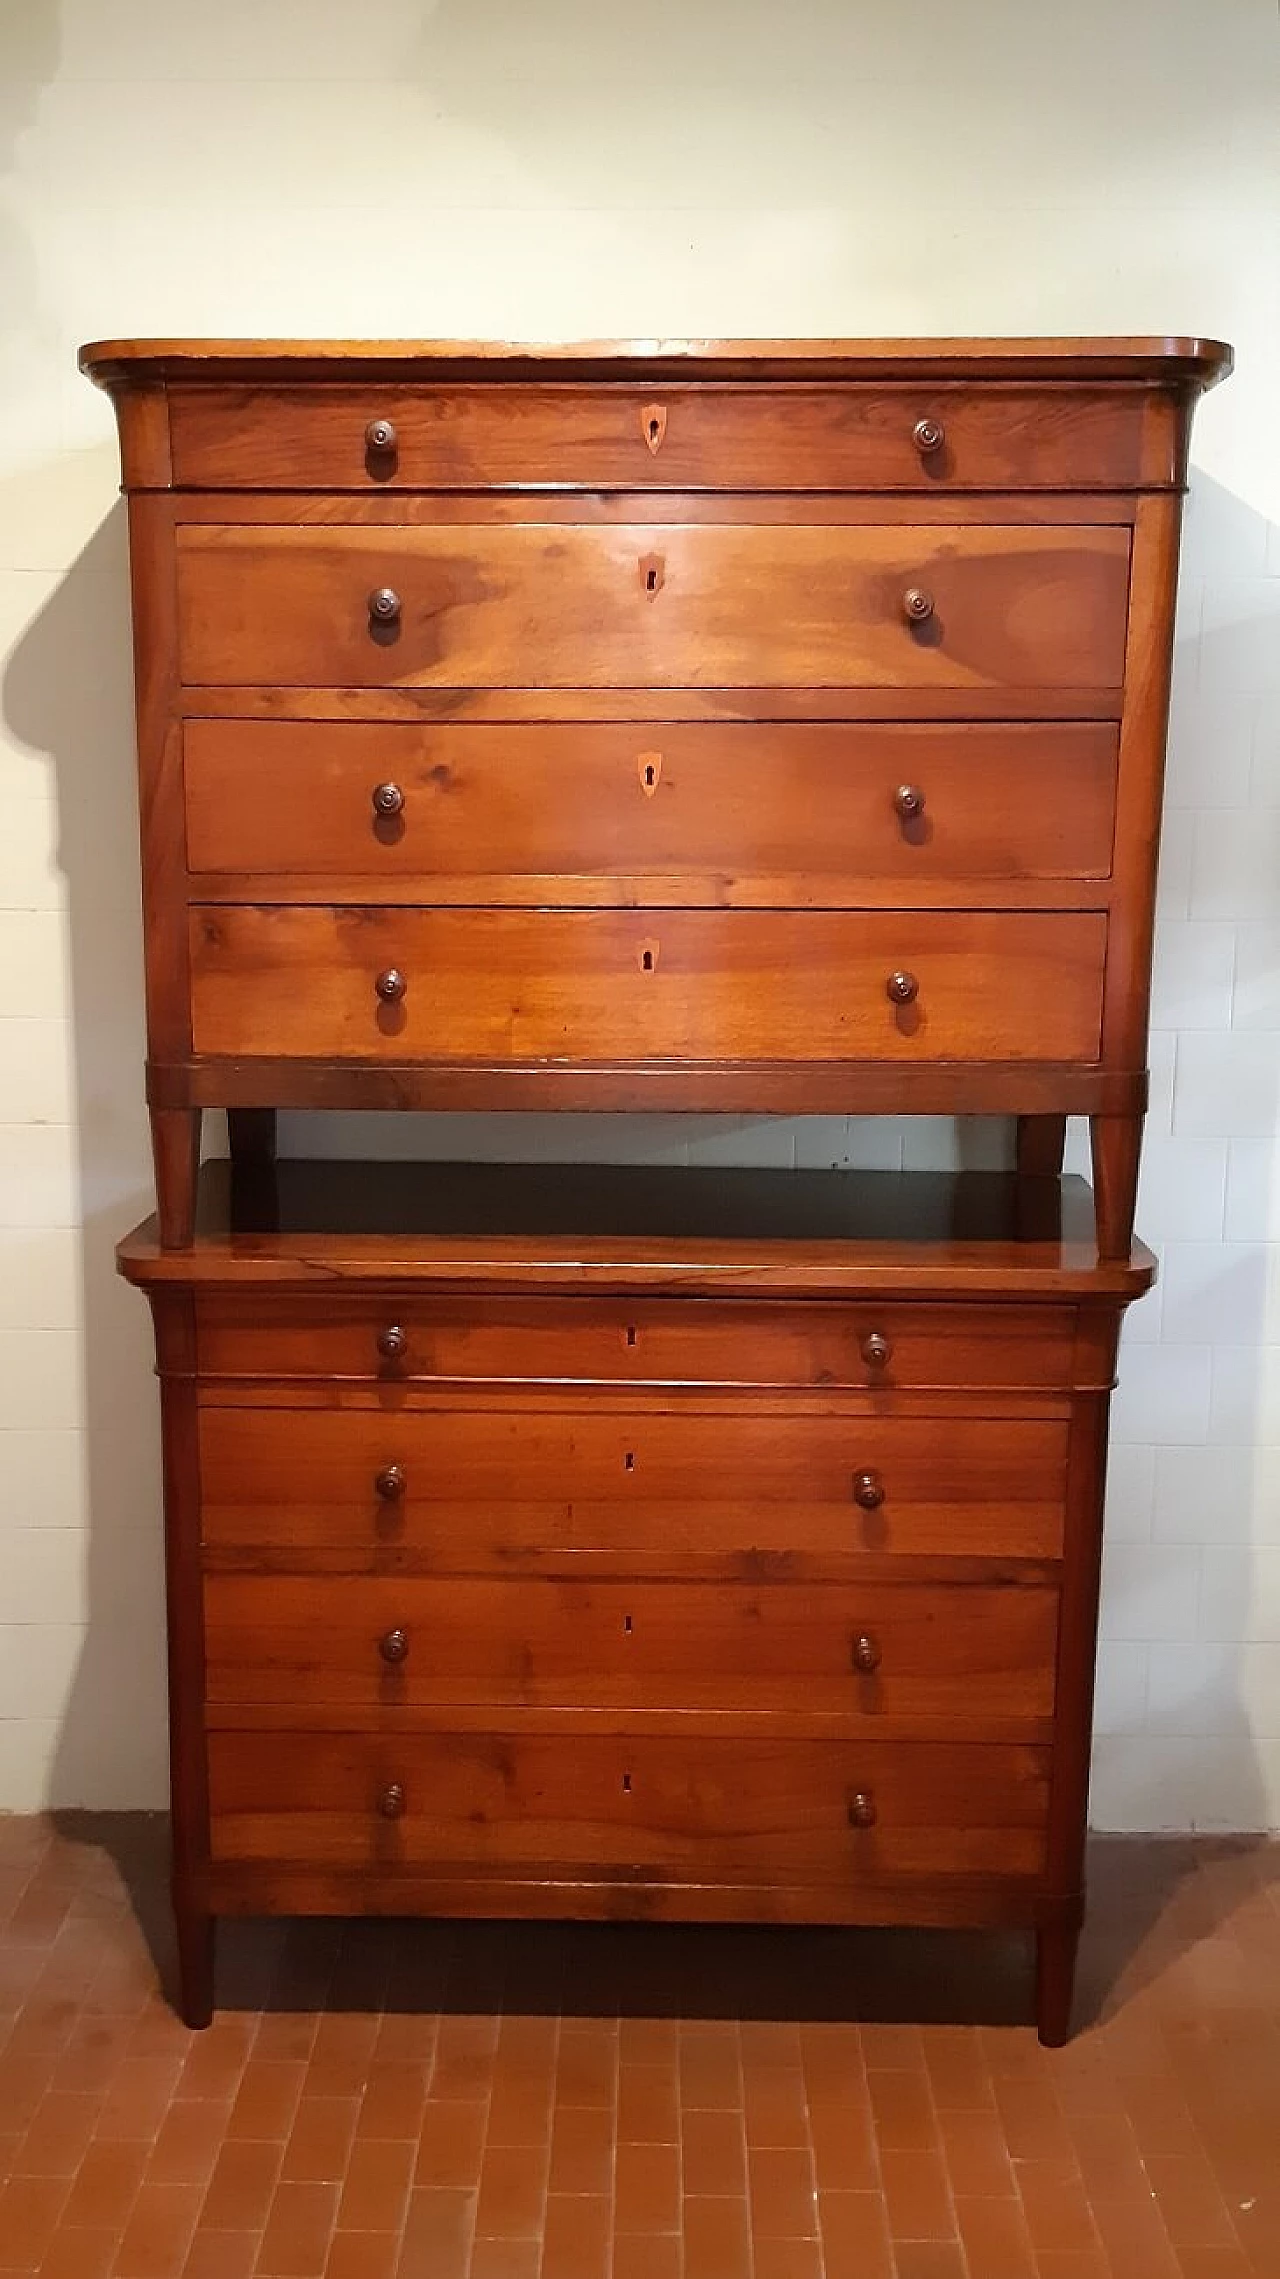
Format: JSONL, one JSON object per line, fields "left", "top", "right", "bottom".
{"left": 117, "top": 1161, "right": 1155, "bottom": 1298}
{"left": 79, "top": 336, "right": 1233, "bottom": 389}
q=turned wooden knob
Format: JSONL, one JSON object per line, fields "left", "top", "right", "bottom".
{"left": 369, "top": 585, "right": 402, "bottom": 625}
{"left": 377, "top": 1323, "right": 408, "bottom": 1359}
{"left": 853, "top": 1469, "right": 885, "bottom": 1510}
{"left": 365, "top": 417, "right": 398, "bottom": 455}
{"left": 372, "top": 782, "right": 405, "bottom": 818}
{"left": 894, "top": 784, "right": 925, "bottom": 822}
{"left": 374, "top": 1463, "right": 406, "bottom": 1501}
{"left": 847, "top": 1791, "right": 877, "bottom": 1829}
{"left": 913, "top": 417, "right": 945, "bottom": 455}
{"left": 902, "top": 587, "right": 934, "bottom": 623}
{"left": 375, "top": 968, "right": 406, "bottom": 1004}
{"left": 861, "top": 1331, "right": 893, "bottom": 1368}
{"left": 852, "top": 1632, "right": 882, "bottom": 1675}
{"left": 378, "top": 1782, "right": 405, "bottom": 1818}
{"left": 886, "top": 971, "right": 918, "bottom": 1006}
{"left": 379, "top": 1627, "right": 409, "bottom": 1664}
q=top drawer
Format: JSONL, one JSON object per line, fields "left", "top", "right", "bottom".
{"left": 167, "top": 384, "right": 1155, "bottom": 492}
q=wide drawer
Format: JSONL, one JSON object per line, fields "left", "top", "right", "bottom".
{"left": 207, "top": 1729, "right": 1051, "bottom": 1884}
{"left": 203, "top": 1573, "right": 1058, "bottom": 1728}
{"left": 183, "top": 719, "right": 1119, "bottom": 890}
{"left": 188, "top": 908, "right": 1107, "bottom": 1065}
{"left": 169, "top": 383, "right": 1152, "bottom": 492}
{"left": 198, "top": 1408, "right": 1070, "bottom": 1566}
{"left": 196, "top": 1294, "right": 1076, "bottom": 1388}
{"left": 174, "top": 523, "right": 1132, "bottom": 691}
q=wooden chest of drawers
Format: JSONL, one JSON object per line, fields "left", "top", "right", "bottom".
{"left": 119, "top": 1161, "right": 1152, "bottom": 2043}
{"left": 83, "top": 336, "right": 1229, "bottom": 1250}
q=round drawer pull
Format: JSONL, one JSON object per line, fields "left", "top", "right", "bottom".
{"left": 374, "top": 1463, "right": 406, "bottom": 1501}
{"left": 886, "top": 970, "right": 918, "bottom": 1007}
{"left": 861, "top": 1331, "right": 893, "bottom": 1368}
{"left": 894, "top": 784, "right": 925, "bottom": 822}
{"left": 377, "top": 1781, "right": 406, "bottom": 1818}
{"left": 375, "top": 968, "right": 407, "bottom": 1005}
{"left": 847, "top": 1790, "right": 877, "bottom": 1829}
{"left": 853, "top": 1469, "right": 885, "bottom": 1510}
{"left": 852, "top": 1632, "right": 882, "bottom": 1675}
{"left": 372, "top": 782, "right": 405, "bottom": 818}
{"left": 365, "top": 418, "right": 398, "bottom": 456}
{"left": 376, "top": 1323, "right": 408, "bottom": 1360}
{"left": 913, "top": 417, "right": 945, "bottom": 455}
{"left": 379, "top": 1627, "right": 409, "bottom": 1664}
{"left": 368, "top": 585, "right": 402, "bottom": 625}
{"left": 902, "top": 586, "right": 934, "bottom": 624}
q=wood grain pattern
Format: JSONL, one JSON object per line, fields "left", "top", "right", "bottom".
{"left": 167, "top": 383, "right": 1159, "bottom": 492}
{"left": 183, "top": 719, "right": 1119, "bottom": 894}
{"left": 187, "top": 907, "right": 1108, "bottom": 1066}
{"left": 206, "top": 1728, "right": 1051, "bottom": 1883}
{"left": 174, "top": 523, "right": 1132, "bottom": 692}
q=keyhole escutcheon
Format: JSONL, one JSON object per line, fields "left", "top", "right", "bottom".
{"left": 641, "top": 403, "right": 667, "bottom": 454}
{"left": 638, "top": 750, "right": 663, "bottom": 798}
{"left": 639, "top": 939, "right": 659, "bottom": 975}
{"left": 639, "top": 552, "right": 665, "bottom": 599}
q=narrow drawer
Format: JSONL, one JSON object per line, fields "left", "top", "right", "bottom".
{"left": 196, "top": 1294, "right": 1077, "bottom": 1390}
{"left": 207, "top": 1728, "right": 1051, "bottom": 1885}
{"left": 169, "top": 383, "right": 1152, "bottom": 492}
{"left": 198, "top": 1408, "right": 1070, "bottom": 1567}
{"left": 174, "top": 523, "right": 1131, "bottom": 692}
{"left": 203, "top": 1573, "right": 1058, "bottom": 1729}
{"left": 188, "top": 908, "right": 1107, "bottom": 1065}
{"left": 183, "top": 719, "right": 1120, "bottom": 890}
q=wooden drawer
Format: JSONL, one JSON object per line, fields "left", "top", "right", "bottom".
{"left": 183, "top": 719, "right": 1119, "bottom": 892}
{"left": 188, "top": 908, "right": 1107, "bottom": 1065}
{"left": 196, "top": 1294, "right": 1076, "bottom": 1389}
{"left": 174, "top": 523, "right": 1131, "bottom": 692}
{"left": 169, "top": 383, "right": 1152, "bottom": 492}
{"left": 207, "top": 1728, "right": 1051, "bottom": 1884}
{"left": 203, "top": 1573, "right": 1058, "bottom": 1729}
{"left": 198, "top": 1407, "right": 1070, "bottom": 1567}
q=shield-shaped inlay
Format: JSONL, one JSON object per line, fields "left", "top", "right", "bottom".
{"left": 637, "top": 751, "right": 663, "bottom": 797}
{"left": 641, "top": 402, "right": 667, "bottom": 454}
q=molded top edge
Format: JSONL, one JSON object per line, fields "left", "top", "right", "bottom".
{"left": 79, "top": 334, "right": 1234, "bottom": 389}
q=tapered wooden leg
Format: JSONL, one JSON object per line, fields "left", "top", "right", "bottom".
{"left": 1016, "top": 1115, "right": 1068, "bottom": 1178}
{"left": 1090, "top": 1114, "right": 1142, "bottom": 1261}
{"left": 149, "top": 1106, "right": 202, "bottom": 1249}
{"left": 1035, "top": 1917, "right": 1081, "bottom": 2047}
{"left": 174, "top": 1894, "right": 215, "bottom": 2029}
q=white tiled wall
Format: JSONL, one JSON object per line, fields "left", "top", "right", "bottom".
{"left": 0, "top": 0, "right": 1277, "bottom": 1827}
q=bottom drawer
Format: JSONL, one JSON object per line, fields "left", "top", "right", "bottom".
{"left": 207, "top": 1730, "right": 1049, "bottom": 1886}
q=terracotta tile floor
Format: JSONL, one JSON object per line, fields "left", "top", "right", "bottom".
{"left": 1, "top": 1820, "right": 1278, "bottom": 2277}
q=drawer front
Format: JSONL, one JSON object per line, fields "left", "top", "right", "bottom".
{"left": 198, "top": 1408, "right": 1070, "bottom": 1566}
{"left": 196, "top": 1294, "right": 1076, "bottom": 1390}
{"left": 207, "top": 1729, "right": 1051, "bottom": 1884}
{"left": 184, "top": 719, "right": 1119, "bottom": 890}
{"left": 175, "top": 524, "right": 1131, "bottom": 692}
{"left": 188, "top": 908, "right": 1107, "bottom": 1065}
{"left": 203, "top": 1573, "right": 1058, "bottom": 1727}
{"left": 170, "top": 383, "right": 1151, "bottom": 492}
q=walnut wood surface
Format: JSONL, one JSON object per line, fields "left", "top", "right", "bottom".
{"left": 183, "top": 719, "right": 1119, "bottom": 894}
{"left": 175, "top": 522, "right": 1131, "bottom": 692}
{"left": 187, "top": 907, "right": 1107, "bottom": 1066}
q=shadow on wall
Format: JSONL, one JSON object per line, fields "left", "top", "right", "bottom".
{"left": 0, "top": 452, "right": 1276, "bottom": 1844}
{"left": 2, "top": 493, "right": 169, "bottom": 1813}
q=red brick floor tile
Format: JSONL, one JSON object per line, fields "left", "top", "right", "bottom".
{"left": 395, "top": 2185, "right": 475, "bottom": 2279}
{"left": 111, "top": 2181, "right": 204, "bottom": 2277}
{"left": 894, "top": 2247, "right": 969, "bottom": 2279}
{"left": 552, "top": 2029, "right": 617, "bottom": 2111}
{"left": 304, "top": 2020, "right": 379, "bottom": 2104}
{"left": 323, "top": 2234, "right": 400, "bottom": 2279}
{"left": 428, "top": 2023, "right": 499, "bottom": 2105}
{"left": 924, "top": 2029, "right": 996, "bottom": 2113}
{"left": 98, "top": 2061, "right": 186, "bottom": 2143}
{"left": 817, "top": 2189, "right": 895, "bottom": 2279}
{"left": 682, "top": 2195, "right": 753, "bottom": 2279}
{"left": 0, "top": 2175, "right": 72, "bottom": 2270}
{"left": 224, "top": 2062, "right": 306, "bottom": 2145}
{"left": 616, "top": 2065, "right": 679, "bottom": 2146}
{"left": 954, "top": 2193, "right": 1040, "bottom": 2276}
{"left": 180, "top": 2231, "right": 261, "bottom": 2279}
{"left": 614, "top": 2138, "right": 680, "bottom": 2232}
{"left": 867, "top": 2067, "right": 939, "bottom": 2153}
{"left": 279, "top": 2099, "right": 360, "bottom": 2186}
{"left": 36, "top": 2227, "right": 119, "bottom": 2279}
{"left": 807, "top": 2096, "right": 878, "bottom": 2193}
{"left": 355, "top": 2065, "right": 430, "bottom": 2143}
{"left": 145, "top": 2103, "right": 231, "bottom": 2189}
{"left": 992, "top": 2074, "right": 1075, "bottom": 2165}
{"left": 473, "top": 2145, "right": 548, "bottom": 2239}
{"left": 538, "top": 2192, "right": 611, "bottom": 2279}
{"left": 1013, "top": 2158, "right": 1101, "bottom": 2255}
{"left": 15, "top": 2093, "right": 103, "bottom": 2175}
{"left": 611, "top": 2236, "right": 681, "bottom": 2279}
{"left": 335, "top": 2137, "right": 414, "bottom": 2235}
{"left": 1032, "top": 2252, "right": 1114, "bottom": 2279}
{"left": 939, "top": 2106, "right": 1015, "bottom": 2197}
{"left": 752, "top": 2237, "right": 824, "bottom": 2279}
{"left": 62, "top": 2142, "right": 149, "bottom": 2231}
{"left": 198, "top": 2140, "right": 285, "bottom": 2232}
{"left": 747, "top": 2147, "right": 818, "bottom": 2239}
{"left": 468, "top": 2241, "right": 541, "bottom": 2279}
{"left": 677, "top": 2030, "right": 741, "bottom": 2113}
{"left": 1143, "top": 2148, "right": 1241, "bottom": 2247}
{"left": 412, "top": 2099, "right": 488, "bottom": 2191}
{"left": 878, "top": 2145, "right": 955, "bottom": 2242}
{"left": 681, "top": 2108, "right": 747, "bottom": 2199}
{"left": 741, "top": 2065, "right": 810, "bottom": 2150}
{"left": 483, "top": 2073, "right": 555, "bottom": 2152}
{"left": 547, "top": 2104, "right": 613, "bottom": 2197}
{"left": 255, "top": 2180, "right": 341, "bottom": 2277}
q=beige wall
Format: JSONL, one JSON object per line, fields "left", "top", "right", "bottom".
{"left": 1, "top": 0, "right": 1278, "bottom": 1825}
